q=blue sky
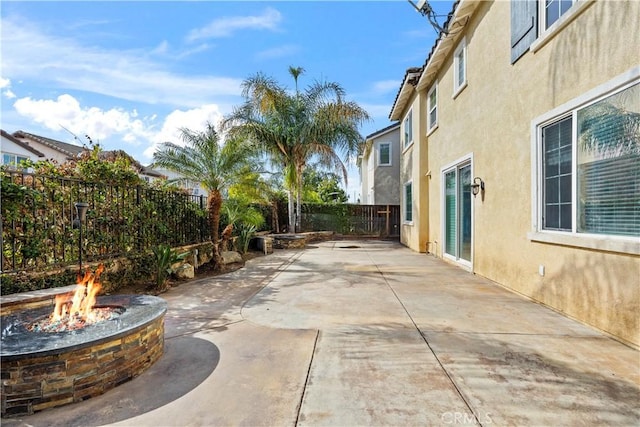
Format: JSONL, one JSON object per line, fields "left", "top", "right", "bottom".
{"left": 1, "top": 0, "right": 452, "bottom": 200}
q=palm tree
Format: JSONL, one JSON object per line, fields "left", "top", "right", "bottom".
{"left": 223, "top": 67, "right": 369, "bottom": 233}
{"left": 152, "top": 122, "right": 252, "bottom": 265}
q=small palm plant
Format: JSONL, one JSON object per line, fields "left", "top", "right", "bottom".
{"left": 152, "top": 244, "right": 189, "bottom": 291}
{"left": 236, "top": 223, "right": 257, "bottom": 254}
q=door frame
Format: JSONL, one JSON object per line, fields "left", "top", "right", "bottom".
{"left": 441, "top": 153, "right": 474, "bottom": 270}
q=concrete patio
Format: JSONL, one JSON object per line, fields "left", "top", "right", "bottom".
{"left": 4, "top": 240, "right": 639, "bottom": 426}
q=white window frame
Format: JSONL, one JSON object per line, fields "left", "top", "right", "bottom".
{"left": 403, "top": 180, "right": 413, "bottom": 224}
{"left": 2, "top": 153, "right": 29, "bottom": 168}
{"left": 403, "top": 109, "right": 413, "bottom": 149}
{"left": 531, "top": 0, "right": 595, "bottom": 54}
{"left": 529, "top": 67, "right": 640, "bottom": 255}
{"left": 540, "top": 0, "right": 578, "bottom": 32}
{"left": 378, "top": 142, "right": 392, "bottom": 166}
{"left": 441, "top": 153, "right": 474, "bottom": 270}
{"left": 453, "top": 37, "right": 467, "bottom": 98}
{"left": 427, "top": 81, "right": 438, "bottom": 134}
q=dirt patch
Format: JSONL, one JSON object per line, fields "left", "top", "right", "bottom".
{"left": 112, "top": 250, "right": 266, "bottom": 296}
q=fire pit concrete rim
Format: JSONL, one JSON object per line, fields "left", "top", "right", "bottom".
{"left": 1, "top": 294, "right": 167, "bottom": 360}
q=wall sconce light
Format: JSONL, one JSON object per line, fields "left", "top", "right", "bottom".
{"left": 471, "top": 177, "right": 484, "bottom": 197}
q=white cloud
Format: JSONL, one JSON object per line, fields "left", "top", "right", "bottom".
{"left": 13, "top": 94, "right": 154, "bottom": 145}
{"left": 11, "top": 93, "right": 226, "bottom": 162}
{"left": 0, "top": 77, "right": 10, "bottom": 89}
{"left": 186, "top": 7, "right": 282, "bottom": 41}
{"left": 1, "top": 17, "right": 242, "bottom": 108}
{"left": 371, "top": 80, "right": 401, "bottom": 95}
{"left": 145, "top": 105, "right": 225, "bottom": 160}
{"left": 255, "top": 44, "right": 299, "bottom": 60}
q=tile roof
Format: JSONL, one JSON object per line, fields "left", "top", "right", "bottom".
{"left": 13, "top": 130, "right": 86, "bottom": 158}
{"left": 365, "top": 122, "right": 401, "bottom": 140}
{"left": 1, "top": 129, "right": 45, "bottom": 157}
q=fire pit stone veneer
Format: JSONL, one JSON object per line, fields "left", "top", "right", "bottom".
{"left": 1, "top": 287, "right": 167, "bottom": 417}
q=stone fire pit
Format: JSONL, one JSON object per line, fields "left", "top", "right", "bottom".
{"left": 1, "top": 292, "right": 167, "bottom": 417}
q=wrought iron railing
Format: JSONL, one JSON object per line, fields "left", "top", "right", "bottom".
{"left": 1, "top": 171, "right": 209, "bottom": 273}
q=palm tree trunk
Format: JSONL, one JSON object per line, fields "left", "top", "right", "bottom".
{"left": 287, "top": 189, "right": 295, "bottom": 233}
{"left": 296, "top": 173, "right": 302, "bottom": 233}
{"left": 296, "top": 163, "right": 304, "bottom": 233}
{"left": 208, "top": 189, "right": 223, "bottom": 266}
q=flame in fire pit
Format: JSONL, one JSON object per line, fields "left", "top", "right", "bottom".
{"left": 28, "top": 264, "right": 121, "bottom": 333}
{"left": 53, "top": 264, "right": 104, "bottom": 322}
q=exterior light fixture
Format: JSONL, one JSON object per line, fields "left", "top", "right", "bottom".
{"left": 74, "top": 202, "right": 89, "bottom": 273}
{"left": 471, "top": 177, "right": 485, "bottom": 197}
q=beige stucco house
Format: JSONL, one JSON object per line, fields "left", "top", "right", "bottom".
{"left": 359, "top": 123, "right": 401, "bottom": 205}
{"left": 390, "top": 0, "right": 639, "bottom": 347}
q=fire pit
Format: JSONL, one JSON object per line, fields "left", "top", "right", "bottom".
{"left": 1, "top": 276, "right": 167, "bottom": 417}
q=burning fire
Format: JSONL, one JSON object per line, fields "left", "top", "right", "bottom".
{"left": 28, "top": 264, "right": 120, "bottom": 333}
{"left": 52, "top": 264, "right": 104, "bottom": 323}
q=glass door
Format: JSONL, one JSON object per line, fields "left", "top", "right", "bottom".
{"left": 444, "top": 162, "right": 472, "bottom": 265}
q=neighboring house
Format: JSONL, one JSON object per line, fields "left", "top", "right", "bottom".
{"left": 149, "top": 165, "right": 208, "bottom": 197}
{"left": 8, "top": 131, "right": 181, "bottom": 192}
{"left": 389, "top": 0, "right": 639, "bottom": 347}
{"left": 359, "top": 123, "right": 401, "bottom": 205}
{"left": 0, "top": 129, "right": 45, "bottom": 168}
{"left": 139, "top": 165, "right": 167, "bottom": 185}
{"left": 12, "top": 130, "right": 86, "bottom": 164}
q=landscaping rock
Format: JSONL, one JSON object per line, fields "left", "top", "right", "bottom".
{"left": 221, "top": 251, "right": 243, "bottom": 265}
{"left": 175, "top": 263, "right": 195, "bottom": 279}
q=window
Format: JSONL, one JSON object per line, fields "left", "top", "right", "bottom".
{"left": 537, "top": 81, "right": 640, "bottom": 239}
{"left": 379, "top": 142, "right": 391, "bottom": 166}
{"left": 404, "top": 181, "right": 413, "bottom": 223}
{"left": 542, "top": 116, "right": 573, "bottom": 231}
{"left": 403, "top": 110, "right": 413, "bottom": 148}
{"left": 453, "top": 38, "right": 467, "bottom": 96}
{"left": 543, "top": 0, "right": 576, "bottom": 30}
{"left": 2, "top": 153, "right": 28, "bottom": 168}
{"left": 427, "top": 82, "right": 438, "bottom": 131}
{"left": 512, "top": 0, "right": 589, "bottom": 63}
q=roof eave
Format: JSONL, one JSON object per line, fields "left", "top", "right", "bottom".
{"left": 416, "top": 0, "right": 481, "bottom": 92}
{"left": 389, "top": 82, "right": 416, "bottom": 121}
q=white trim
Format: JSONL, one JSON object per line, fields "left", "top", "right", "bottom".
{"left": 403, "top": 109, "right": 414, "bottom": 151}
{"left": 527, "top": 231, "right": 640, "bottom": 256}
{"left": 403, "top": 180, "right": 414, "bottom": 224}
{"left": 440, "top": 153, "right": 474, "bottom": 270}
{"left": 453, "top": 37, "right": 467, "bottom": 98}
{"left": 530, "top": 67, "right": 640, "bottom": 254}
{"left": 531, "top": 0, "right": 595, "bottom": 53}
{"left": 378, "top": 142, "right": 392, "bottom": 166}
{"left": 427, "top": 80, "right": 438, "bottom": 132}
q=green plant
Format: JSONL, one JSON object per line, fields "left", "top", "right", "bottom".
{"left": 152, "top": 244, "right": 189, "bottom": 290}
{"left": 236, "top": 223, "right": 257, "bottom": 254}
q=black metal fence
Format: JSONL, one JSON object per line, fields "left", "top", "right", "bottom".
{"left": 1, "top": 171, "right": 210, "bottom": 273}
{"left": 300, "top": 203, "right": 400, "bottom": 238}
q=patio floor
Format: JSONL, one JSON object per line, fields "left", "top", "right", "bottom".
{"left": 3, "top": 240, "right": 639, "bottom": 426}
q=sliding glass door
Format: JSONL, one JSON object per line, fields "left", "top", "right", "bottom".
{"left": 444, "top": 162, "right": 472, "bottom": 265}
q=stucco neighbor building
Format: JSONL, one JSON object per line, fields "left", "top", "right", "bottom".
{"left": 0, "top": 130, "right": 45, "bottom": 167}
{"left": 390, "top": 0, "right": 639, "bottom": 347}
{"left": 359, "top": 123, "right": 401, "bottom": 205}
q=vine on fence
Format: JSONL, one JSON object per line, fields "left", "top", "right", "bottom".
{"left": 1, "top": 152, "right": 209, "bottom": 275}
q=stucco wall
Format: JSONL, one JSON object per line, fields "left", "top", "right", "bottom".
{"left": 373, "top": 127, "right": 401, "bottom": 205}
{"left": 400, "top": 96, "right": 429, "bottom": 252}
{"left": 0, "top": 136, "right": 41, "bottom": 162}
{"left": 423, "top": 0, "right": 640, "bottom": 346}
